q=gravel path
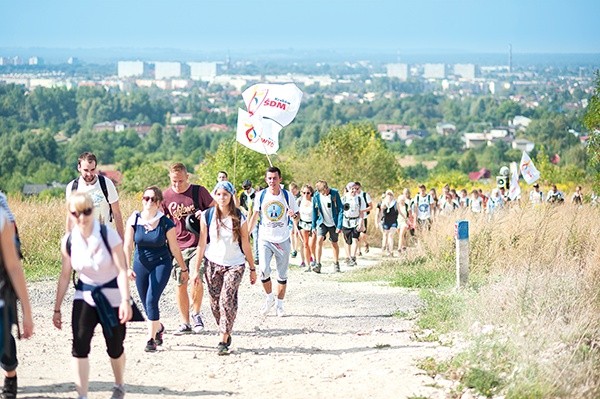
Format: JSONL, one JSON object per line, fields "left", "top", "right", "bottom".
{"left": 15, "top": 246, "right": 451, "bottom": 399}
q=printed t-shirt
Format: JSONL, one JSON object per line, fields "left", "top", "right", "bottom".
{"left": 66, "top": 176, "right": 119, "bottom": 224}
{"left": 162, "top": 184, "right": 214, "bottom": 250}
{"left": 253, "top": 189, "right": 299, "bottom": 243}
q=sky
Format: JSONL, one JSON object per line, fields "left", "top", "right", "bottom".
{"left": 1, "top": 0, "right": 599, "bottom": 54}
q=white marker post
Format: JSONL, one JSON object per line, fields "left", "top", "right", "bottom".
{"left": 455, "top": 220, "right": 469, "bottom": 288}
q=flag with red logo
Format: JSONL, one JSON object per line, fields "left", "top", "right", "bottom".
{"left": 519, "top": 151, "right": 541, "bottom": 185}
{"left": 242, "top": 83, "right": 303, "bottom": 128}
{"left": 235, "top": 108, "right": 282, "bottom": 155}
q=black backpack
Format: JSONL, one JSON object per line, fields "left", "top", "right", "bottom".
{"left": 71, "top": 175, "right": 113, "bottom": 222}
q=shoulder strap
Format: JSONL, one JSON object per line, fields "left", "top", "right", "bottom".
{"left": 69, "top": 224, "right": 111, "bottom": 288}
{"left": 192, "top": 185, "right": 200, "bottom": 211}
{"left": 204, "top": 207, "right": 215, "bottom": 245}
{"left": 97, "top": 175, "right": 113, "bottom": 222}
{"left": 71, "top": 178, "right": 79, "bottom": 191}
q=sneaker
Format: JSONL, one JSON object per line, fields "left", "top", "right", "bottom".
{"left": 276, "top": 304, "right": 285, "bottom": 317}
{"left": 290, "top": 250, "right": 298, "bottom": 258}
{"left": 299, "top": 262, "right": 306, "bottom": 268}
{"left": 350, "top": 257, "right": 357, "bottom": 267}
{"left": 110, "top": 384, "right": 125, "bottom": 399}
{"left": 365, "top": 243, "right": 370, "bottom": 253}
{"left": 334, "top": 262, "right": 341, "bottom": 273}
{"left": 345, "top": 257, "right": 352, "bottom": 266}
{"left": 303, "top": 265, "right": 312, "bottom": 272}
{"left": 155, "top": 323, "right": 165, "bottom": 346}
{"left": 312, "top": 263, "right": 322, "bottom": 274}
{"left": 191, "top": 313, "right": 204, "bottom": 333}
{"left": 261, "top": 296, "right": 276, "bottom": 315}
{"left": 144, "top": 338, "right": 157, "bottom": 352}
{"left": 174, "top": 323, "right": 192, "bottom": 335}
{"left": 2, "top": 376, "right": 17, "bottom": 399}
{"left": 217, "top": 342, "right": 230, "bottom": 356}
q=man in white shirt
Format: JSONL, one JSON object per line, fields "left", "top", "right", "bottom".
{"left": 248, "top": 166, "right": 299, "bottom": 317}
{"left": 65, "top": 152, "right": 124, "bottom": 239}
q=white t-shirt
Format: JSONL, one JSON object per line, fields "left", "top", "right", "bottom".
{"left": 319, "top": 193, "right": 335, "bottom": 227}
{"left": 470, "top": 197, "right": 483, "bottom": 213}
{"left": 204, "top": 212, "right": 247, "bottom": 266}
{"left": 414, "top": 194, "right": 432, "bottom": 220}
{"left": 253, "top": 189, "right": 299, "bottom": 243}
{"left": 0, "top": 209, "right": 6, "bottom": 233}
{"left": 298, "top": 198, "right": 313, "bottom": 223}
{"left": 64, "top": 220, "right": 123, "bottom": 307}
{"left": 342, "top": 194, "right": 366, "bottom": 229}
{"left": 66, "top": 176, "right": 119, "bottom": 224}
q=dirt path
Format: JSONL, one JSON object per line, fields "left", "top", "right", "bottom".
{"left": 17, "top": 246, "right": 451, "bottom": 399}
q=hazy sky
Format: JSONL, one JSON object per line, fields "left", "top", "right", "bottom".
{"left": 2, "top": 0, "right": 599, "bottom": 53}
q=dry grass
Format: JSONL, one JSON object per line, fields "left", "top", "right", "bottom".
{"left": 408, "top": 204, "right": 600, "bottom": 398}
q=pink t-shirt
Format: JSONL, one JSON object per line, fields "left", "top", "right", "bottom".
{"left": 162, "top": 184, "right": 214, "bottom": 249}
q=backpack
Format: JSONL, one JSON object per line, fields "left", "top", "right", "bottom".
{"left": 71, "top": 175, "right": 113, "bottom": 222}
{"left": 204, "top": 207, "right": 244, "bottom": 252}
{"left": 0, "top": 236, "right": 19, "bottom": 356}
{"left": 66, "top": 224, "right": 111, "bottom": 287}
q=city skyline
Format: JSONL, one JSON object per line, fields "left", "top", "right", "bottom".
{"left": 1, "top": 0, "right": 599, "bottom": 55}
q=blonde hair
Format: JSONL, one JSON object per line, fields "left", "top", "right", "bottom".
{"left": 169, "top": 162, "right": 188, "bottom": 173}
{"left": 67, "top": 192, "right": 93, "bottom": 212}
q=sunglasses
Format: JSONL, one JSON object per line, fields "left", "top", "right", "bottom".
{"left": 302, "top": 191, "right": 311, "bottom": 195}
{"left": 142, "top": 196, "right": 157, "bottom": 203}
{"left": 70, "top": 208, "right": 93, "bottom": 218}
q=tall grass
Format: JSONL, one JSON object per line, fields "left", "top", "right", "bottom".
{"left": 354, "top": 204, "right": 600, "bottom": 398}
{"left": 9, "top": 194, "right": 139, "bottom": 280}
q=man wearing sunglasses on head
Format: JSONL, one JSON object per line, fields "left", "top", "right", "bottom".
{"left": 66, "top": 152, "right": 124, "bottom": 239}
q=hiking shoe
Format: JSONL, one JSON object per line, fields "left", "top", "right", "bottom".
{"left": 276, "top": 303, "right": 285, "bottom": 317}
{"left": 144, "top": 338, "right": 157, "bottom": 352}
{"left": 291, "top": 250, "right": 297, "bottom": 258}
{"left": 110, "top": 384, "right": 125, "bottom": 399}
{"left": 174, "top": 323, "right": 192, "bottom": 335}
{"left": 334, "top": 262, "right": 341, "bottom": 273}
{"left": 191, "top": 313, "right": 204, "bottom": 333}
{"left": 312, "top": 263, "right": 322, "bottom": 274}
{"left": 2, "top": 376, "right": 17, "bottom": 399}
{"left": 261, "top": 296, "right": 276, "bottom": 315}
{"left": 155, "top": 323, "right": 165, "bottom": 346}
{"left": 217, "top": 342, "right": 230, "bottom": 356}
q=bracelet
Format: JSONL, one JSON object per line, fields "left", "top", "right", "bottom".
{"left": 249, "top": 268, "right": 256, "bottom": 272}
{"left": 181, "top": 269, "right": 189, "bottom": 273}
{"left": 54, "top": 310, "right": 61, "bottom": 313}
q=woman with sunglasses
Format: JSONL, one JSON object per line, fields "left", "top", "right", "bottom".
{"left": 196, "top": 181, "right": 255, "bottom": 355}
{"left": 296, "top": 184, "right": 316, "bottom": 272}
{"left": 123, "top": 186, "right": 187, "bottom": 352}
{"left": 54, "top": 192, "right": 132, "bottom": 399}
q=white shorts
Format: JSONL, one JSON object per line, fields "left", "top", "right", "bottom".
{"left": 258, "top": 239, "right": 291, "bottom": 282}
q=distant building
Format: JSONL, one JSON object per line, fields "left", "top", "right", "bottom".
{"left": 386, "top": 63, "right": 409, "bottom": 81}
{"left": 118, "top": 61, "right": 147, "bottom": 78}
{"left": 0, "top": 57, "right": 8, "bottom": 66}
{"left": 510, "top": 115, "right": 532, "bottom": 131}
{"left": 198, "top": 123, "right": 229, "bottom": 132}
{"left": 169, "top": 113, "right": 193, "bottom": 124}
{"left": 12, "top": 56, "right": 23, "bottom": 66}
{"left": 92, "top": 121, "right": 129, "bottom": 133}
{"left": 28, "top": 56, "right": 42, "bottom": 65}
{"left": 154, "top": 62, "right": 182, "bottom": 79}
{"left": 67, "top": 57, "right": 79, "bottom": 65}
{"left": 377, "top": 124, "right": 411, "bottom": 141}
{"left": 188, "top": 62, "right": 222, "bottom": 81}
{"left": 423, "top": 64, "right": 446, "bottom": 79}
{"left": 453, "top": 64, "right": 477, "bottom": 80}
{"left": 436, "top": 122, "right": 457, "bottom": 136}
{"left": 512, "top": 138, "right": 535, "bottom": 152}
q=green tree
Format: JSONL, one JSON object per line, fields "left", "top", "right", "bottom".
{"left": 583, "top": 71, "right": 600, "bottom": 191}
{"left": 460, "top": 150, "right": 478, "bottom": 174}
{"left": 120, "top": 163, "right": 170, "bottom": 194}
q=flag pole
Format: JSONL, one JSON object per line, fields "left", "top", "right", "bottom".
{"left": 233, "top": 140, "right": 238, "bottom": 187}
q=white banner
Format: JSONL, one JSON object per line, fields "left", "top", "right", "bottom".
{"left": 236, "top": 108, "right": 281, "bottom": 155}
{"left": 519, "top": 151, "right": 541, "bottom": 185}
{"left": 242, "top": 83, "right": 303, "bottom": 127}
{"left": 508, "top": 162, "right": 521, "bottom": 200}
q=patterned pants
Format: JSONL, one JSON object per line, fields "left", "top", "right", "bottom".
{"left": 204, "top": 259, "right": 245, "bottom": 335}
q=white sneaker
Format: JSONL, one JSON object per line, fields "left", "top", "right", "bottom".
{"left": 261, "top": 296, "right": 275, "bottom": 315}
{"left": 276, "top": 304, "right": 285, "bottom": 317}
